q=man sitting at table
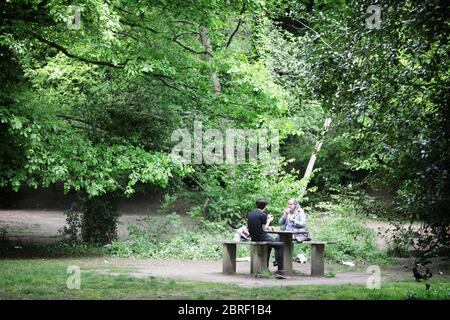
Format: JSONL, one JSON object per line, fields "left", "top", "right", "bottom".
{"left": 247, "top": 198, "right": 286, "bottom": 277}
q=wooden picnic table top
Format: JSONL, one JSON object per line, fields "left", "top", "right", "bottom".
{"left": 218, "top": 240, "right": 283, "bottom": 245}
{"left": 218, "top": 239, "right": 335, "bottom": 245}
{"left": 265, "top": 229, "right": 307, "bottom": 234}
{"left": 301, "top": 240, "right": 336, "bottom": 245}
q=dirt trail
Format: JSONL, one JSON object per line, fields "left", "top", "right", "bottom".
{"left": 0, "top": 209, "right": 158, "bottom": 243}
{"left": 82, "top": 257, "right": 420, "bottom": 288}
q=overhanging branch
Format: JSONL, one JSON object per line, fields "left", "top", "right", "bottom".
{"left": 32, "top": 32, "right": 130, "bottom": 69}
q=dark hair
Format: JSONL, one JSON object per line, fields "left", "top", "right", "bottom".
{"left": 256, "top": 198, "right": 268, "bottom": 210}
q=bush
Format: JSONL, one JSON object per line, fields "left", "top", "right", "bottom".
{"left": 386, "top": 228, "right": 414, "bottom": 258}
{"left": 105, "top": 213, "right": 236, "bottom": 260}
{"left": 81, "top": 195, "right": 120, "bottom": 244}
{"left": 61, "top": 195, "right": 120, "bottom": 245}
{"left": 40, "top": 241, "right": 105, "bottom": 257}
{"left": 385, "top": 223, "right": 449, "bottom": 263}
{"left": 179, "top": 159, "right": 315, "bottom": 230}
{"left": 61, "top": 206, "right": 82, "bottom": 243}
{"left": 106, "top": 203, "right": 387, "bottom": 264}
{"left": 292, "top": 202, "right": 389, "bottom": 264}
{"left": 0, "top": 226, "right": 7, "bottom": 240}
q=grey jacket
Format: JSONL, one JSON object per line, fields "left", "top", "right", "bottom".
{"left": 279, "top": 208, "right": 308, "bottom": 240}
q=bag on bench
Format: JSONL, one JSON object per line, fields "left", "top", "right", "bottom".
{"left": 233, "top": 225, "right": 250, "bottom": 241}
{"left": 294, "top": 233, "right": 311, "bottom": 243}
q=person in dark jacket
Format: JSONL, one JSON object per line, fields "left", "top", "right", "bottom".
{"left": 247, "top": 198, "right": 285, "bottom": 275}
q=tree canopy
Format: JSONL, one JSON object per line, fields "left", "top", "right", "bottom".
{"left": 1, "top": 0, "right": 448, "bottom": 253}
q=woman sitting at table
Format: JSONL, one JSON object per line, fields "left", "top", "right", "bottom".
{"left": 278, "top": 198, "right": 311, "bottom": 243}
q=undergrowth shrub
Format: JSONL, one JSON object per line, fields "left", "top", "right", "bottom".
{"left": 106, "top": 202, "right": 387, "bottom": 264}
{"left": 105, "top": 213, "right": 237, "bottom": 260}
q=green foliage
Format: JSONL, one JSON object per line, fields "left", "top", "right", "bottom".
{"left": 0, "top": 240, "right": 105, "bottom": 258}
{"left": 105, "top": 213, "right": 228, "bottom": 260}
{"left": 0, "top": 110, "right": 191, "bottom": 197}
{"left": 39, "top": 241, "right": 105, "bottom": 257}
{"left": 61, "top": 205, "right": 82, "bottom": 243}
{"left": 255, "top": 269, "right": 272, "bottom": 279}
{"left": 181, "top": 159, "right": 313, "bottom": 229}
{"left": 106, "top": 202, "right": 386, "bottom": 264}
{"left": 0, "top": 226, "right": 6, "bottom": 240}
{"left": 60, "top": 195, "right": 120, "bottom": 245}
{"left": 386, "top": 222, "right": 450, "bottom": 263}
{"left": 292, "top": 202, "right": 388, "bottom": 264}
{"left": 0, "top": 0, "right": 448, "bottom": 261}
{"left": 258, "top": 0, "right": 450, "bottom": 257}
{"left": 386, "top": 240, "right": 413, "bottom": 259}
{"left": 80, "top": 195, "right": 120, "bottom": 245}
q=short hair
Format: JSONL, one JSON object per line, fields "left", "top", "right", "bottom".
{"left": 256, "top": 198, "right": 268, "bottom": 210}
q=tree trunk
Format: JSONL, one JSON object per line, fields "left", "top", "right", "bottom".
{"left": 303, "top": 117, "right": 332, "bottom": 179}
{"left": 199, "top": 25, "right": 221, "bottom": 95}
{"left": 299, "top": 117, "right": 332, "bottom": 198}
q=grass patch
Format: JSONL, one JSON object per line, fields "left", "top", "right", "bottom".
{"left": 104, "top": 213, "right": 235, "bottom": 260}
{"left": 303, "top": 202, "right": 391, "bottom": 265}
{"left": 0, "top": 259, "right": 449, "bottom": 300}
{"left": 0, "top": 239, "right": 105, "bottom": 258}
{"left": 255, "top": 269, "right": 272, "bottom": 279}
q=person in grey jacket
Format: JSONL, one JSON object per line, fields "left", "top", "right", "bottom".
{"left": 273, "top": 198, "right": 311, "bottom": 267}
{"left": 279, "top": 198, "right": 311, "bottom": 242}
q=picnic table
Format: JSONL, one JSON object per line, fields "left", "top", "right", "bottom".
{"left": 266, "top": 229, "right": 333, "bottom": 276}
{"left": 220, "top": 229, "right": 335, "bottom": 277}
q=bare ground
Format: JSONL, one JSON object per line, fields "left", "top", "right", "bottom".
{"left": 0, "top": 209, "right": 173, "bottom": 243}
{"left": 77, "top": 256, "right": 448, "bottom": 288}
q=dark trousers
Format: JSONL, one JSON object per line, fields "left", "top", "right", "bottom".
{"left": 256, "top": 234, "right": 284, "bottom": 270}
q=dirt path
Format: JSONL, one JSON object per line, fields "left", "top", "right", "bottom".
{"left": 362, "top": 220, "right": 423, "bottom": 251}
{"left": 362, "top": 220, "right": 392, "bottom": 251}
{"left": 0, "top": 209, "right": 163, "bottom": 243}
{"left": 81, "top": 257, "right": 421, "bottom": 288}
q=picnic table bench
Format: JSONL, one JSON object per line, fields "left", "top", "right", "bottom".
{"left": 219, "top": 239, "right": 335, "bottom": 277}
{"left": 219, "top": 240, "right": 283, "bottom": 275}
{"left": 299, "top": 240, "right": 335, "bottom": 276}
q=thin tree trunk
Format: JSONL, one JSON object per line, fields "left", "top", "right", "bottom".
{"left": 199, "top": 25, "right": 221, "bottom": 95}
{"left": 300, "top": 117, "right": 332, "bottom": 197}
{"left": 304, "top": 117, "right": 332, "bottom": 179}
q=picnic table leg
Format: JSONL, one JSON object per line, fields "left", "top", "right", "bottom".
{"left": 280, "top": 234, "right": 294, "bottom": 276}
{"left": 223, "top": 243, "right": 237, "bottom": 274}
{"left": 311, "top": 243, "right": 325, "bottom": 277}
{"left": 250, "top": 244, "right": 268, "bottom": 275}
